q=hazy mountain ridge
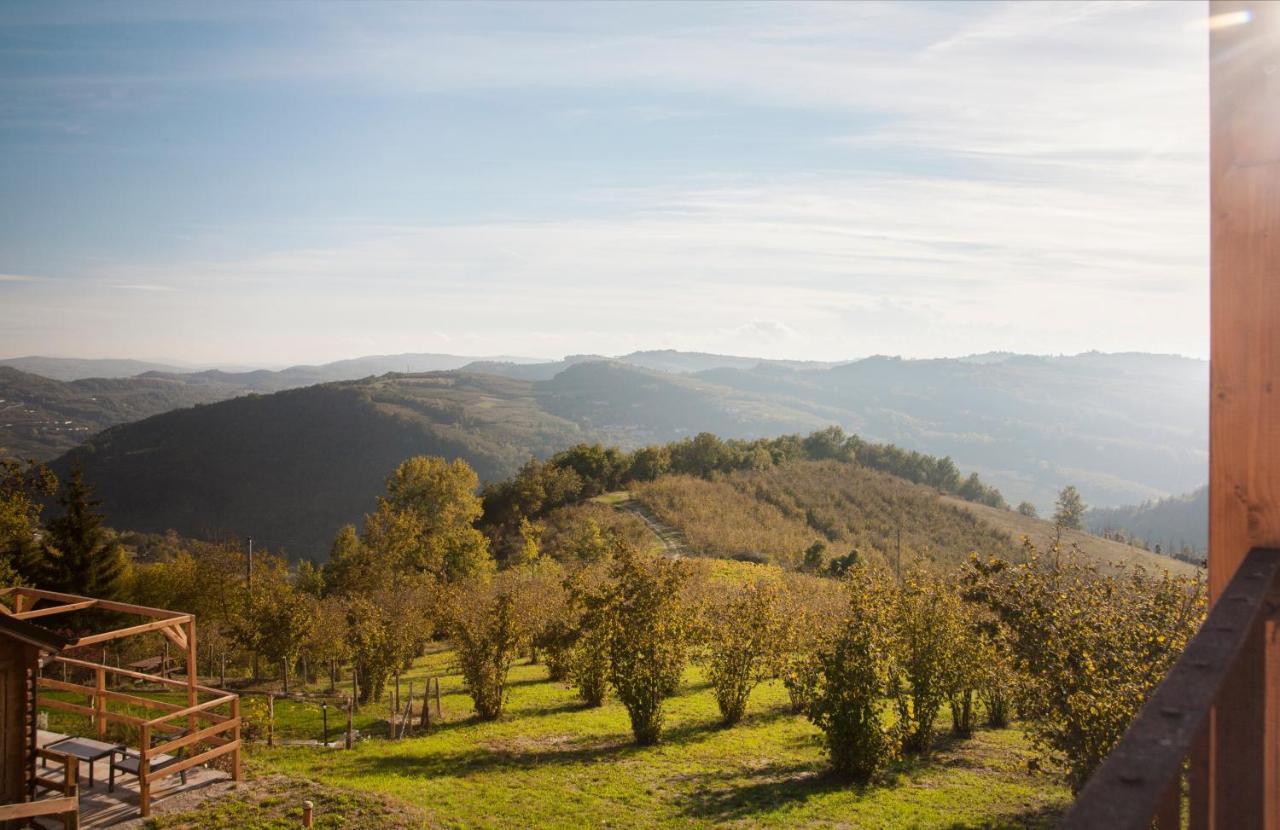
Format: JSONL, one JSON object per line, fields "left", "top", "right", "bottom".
{"left": 45, "top": 352, "right": 1208, "bottom": 559}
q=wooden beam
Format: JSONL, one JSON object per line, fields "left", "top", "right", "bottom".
{"left": 51, "top": 655, "right": 228, "bottom": 695}
{"left": 67, "top": 616, "right": 192, "bottom": 649}
{"left": 8, "top": 587, "right": 186, "bottom": 620}
{"left": 13, "top": 600, "right": 98, "bottom": 620}
{"left": 160, "top": 625, "right": 189, "bottom": 652}
{"left": 1205, "top": 2, "right": 1280, "bottom": 827}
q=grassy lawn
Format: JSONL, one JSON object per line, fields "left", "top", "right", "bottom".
{"left": 233, "top": 653, "right": 1070, "bottom": 829}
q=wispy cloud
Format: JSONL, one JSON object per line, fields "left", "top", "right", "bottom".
{"left": 0, "top": 1, "right": 1210, "bottom": 364}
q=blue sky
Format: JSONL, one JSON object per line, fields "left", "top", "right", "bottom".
{"left": 0, "top": 1, "right": 1209, "bottom": 366}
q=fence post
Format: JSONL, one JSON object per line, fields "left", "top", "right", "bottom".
{"left": 345, "top": 696, "right": 353, "bottom": 749}
{"left": 95, "top": 667, "right": 107, "bottom": 740}
{"left": 435, "top": 676, "right": 442, "bottom": 718}
{"left": 139, "top": 723, "right": 152, "bottom": 817}
{"left": 302, "top": 800, "right": 314, "bottom": 828}
{"left": 267, "top": 693, "right": 275, "bottom": 748}
{"left": 231, "top": 696, "right": 242, "bottom": 781}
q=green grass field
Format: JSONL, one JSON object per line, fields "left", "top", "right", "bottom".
{"left": 146, "top": 649, "right": 1072, "bottom": 829}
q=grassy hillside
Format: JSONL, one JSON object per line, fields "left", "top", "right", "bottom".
{"left": 218, "top": 650, "right": 1069, "bottom": 829}
{"left": 940, "top": 496, "right": 1200, "bottom": 577}
{"left": 632, "top": 460, "right": 1017, "bottom": 570}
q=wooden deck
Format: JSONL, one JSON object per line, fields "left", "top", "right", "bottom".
{"left": 33, "top": 731, "right": 230, "bottom": 829}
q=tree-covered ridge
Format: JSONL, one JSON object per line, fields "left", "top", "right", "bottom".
{"left": 479, "top": 427, "right": 1007, "bottom": 565}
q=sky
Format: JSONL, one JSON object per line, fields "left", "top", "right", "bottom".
{"left": 0, "top": 1, "right": 1209, "bottom": 366}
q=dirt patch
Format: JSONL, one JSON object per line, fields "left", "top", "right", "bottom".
{"left": 127, "top": 774, "right": 428, "bottom": 830}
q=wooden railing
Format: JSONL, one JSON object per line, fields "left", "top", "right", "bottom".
{"left": 37, "top": 654, "right": 241, "bottom": 817}
{"left": 0, "top": 748, "right": 79, "bottom": 829}
{"left": 1061, "top": 547, "right": 1280, "bottom": 828}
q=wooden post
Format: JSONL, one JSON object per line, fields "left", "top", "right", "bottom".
{"left": 406, "top": 682, "right": 413, "bottom": 739}
{"left": 139, "top": 722, "right": 151, "bottom": 817}
{"left": 231, "top": 696, "right": 242, "bottom": 781}
{"left": 163, "top": 639, "right": 169, "bottom": 680}
{"left": 1204, "top": 3, "right": 1280, "bottom": 828}
{"left": 394, "top": 670, "right": 400, "bottom": 715}
{"left": 351, "top": 667, "right": 358, "bottom": 712}
{"left": 267, "top": 693, "right": 275, "bottom": 748}
{"left": 302, "top": 800, "right": 314, "bottom": 828}
{"left": 345, "top": 696, "right": 353, "bottom": 749}
{"left": 435, "top": 676, "right": 442, "bottom": 718}
{"left": 186, "top": 619, "right": 198, "bottom": 735}
{"left": 94, "top": 667, "right": 106, "bottom": 740}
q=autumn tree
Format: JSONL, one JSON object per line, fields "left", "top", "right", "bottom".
{"left": 1053, "top": 485, "right": 1086, "bottom": 530}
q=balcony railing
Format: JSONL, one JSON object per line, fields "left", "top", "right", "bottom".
{"left": 1061, "top": 546, "right": 1280, "bottom": 829}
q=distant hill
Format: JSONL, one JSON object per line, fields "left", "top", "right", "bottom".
{"left": 689, "top": 351, "right": 1207, "bottom": 510}
{"left": 0, "top": 367, "right": 241, "bottom": 460}
{"left": 0, "top": 356, "right": 190, "bottom": 380}
{"left": 1086, "top": 485, "right": 1208, "bottom": 557}
{"left": 1, "top": 353, "right": 549, "bottom": 459}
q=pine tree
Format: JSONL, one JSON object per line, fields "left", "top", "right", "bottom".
{"left": 44, "top": 466, "right": 128, "bottom": 599}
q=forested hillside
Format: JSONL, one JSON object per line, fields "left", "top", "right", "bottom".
{"left": 1086, "top": 485, "right": 1208, "bottom": 558}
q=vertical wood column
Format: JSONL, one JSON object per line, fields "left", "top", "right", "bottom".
{"left": 1206, "top": 2, "right": 1280, "bottom": 827}
{"left": 185, "top": 619, "right": 198, "bottom": 736}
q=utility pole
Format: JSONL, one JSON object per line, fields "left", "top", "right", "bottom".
{"left": 896, "top": 523, "right": 902, "bottom": 582}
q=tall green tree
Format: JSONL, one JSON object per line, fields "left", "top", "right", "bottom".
{"left": 43, "top": 466, "right": 129, "bottom": 599}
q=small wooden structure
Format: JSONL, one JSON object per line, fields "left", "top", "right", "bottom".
{"left": 0, "top": 586, "right": 242, "bottom": 818}
{"left": 0, "top": 612, "right": 78, "bottom": 828}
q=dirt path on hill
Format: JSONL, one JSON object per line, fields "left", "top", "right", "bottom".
{"left": 612, "top": 496, "right": 691, "bottom": 558}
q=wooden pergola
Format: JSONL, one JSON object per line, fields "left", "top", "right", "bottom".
{"left": 0, "top": 586, "right": 241, "bottom": 818}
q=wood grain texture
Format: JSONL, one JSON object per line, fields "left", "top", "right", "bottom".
{"left": 1207, "top": 2, "right": 1280, "bottom": 827}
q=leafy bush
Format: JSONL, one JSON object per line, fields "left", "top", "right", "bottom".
{"left": 601, "top": 548, "right": 691, "bottom": 745}
{"left": 963, "top": 545, "right": 1205, "bottom": 790}
{"left": 804, "top": 567, "right": 897, "bottom": 782}
{"left": 448, "top": 583, "right": 529, "bottom": 720}
{"left": 888, "top": 570, "right": 967, "bottom": 754}
{"left": 703, "top": 580, "right": 788, "bottom": 725}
